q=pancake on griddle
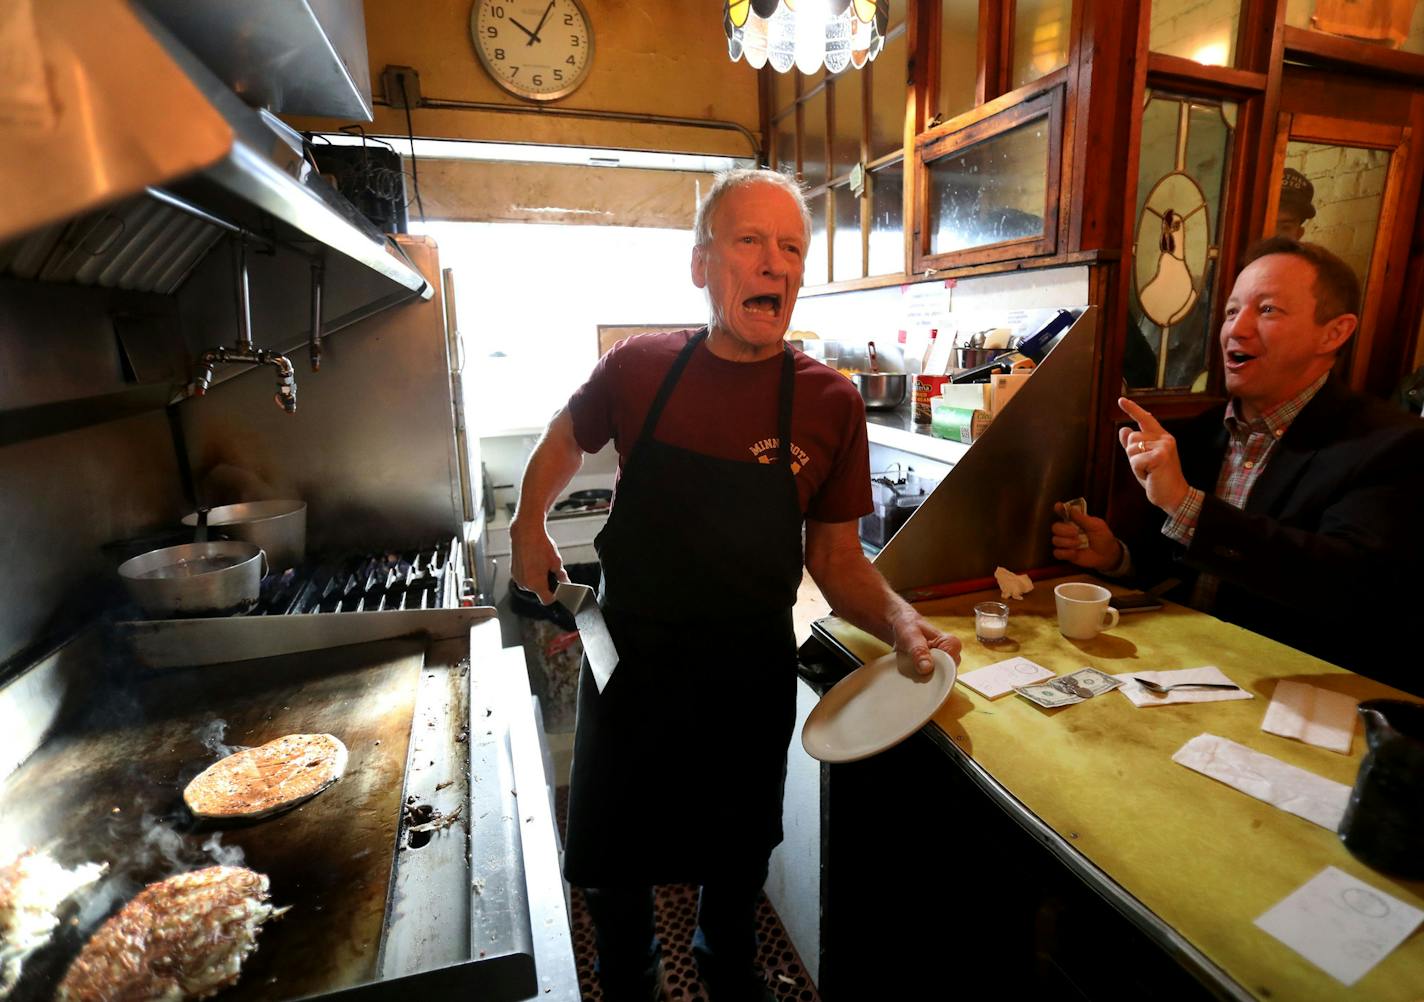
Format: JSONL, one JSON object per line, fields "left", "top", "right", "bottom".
{"left": 183, "top": 733, "right": 348, "bottom": 821}
{"left": 54, "top": 866, "right": 282, "bottom": 1002}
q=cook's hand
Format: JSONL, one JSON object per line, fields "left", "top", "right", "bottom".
{"left": 891, "top": 611, "right": 962, "bottom": 676}
{"left": 510, "top": 517, "right": 566, "bottom": 605}
{"left": 1118, "top": 397, "right": 1190, "bottom": 513}
{"left": 1051, "top": 506, "right": 1122, "bottom": 570}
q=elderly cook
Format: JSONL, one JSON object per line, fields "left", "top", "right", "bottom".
{"left": 1053, "top": 238, "right": 1424, "bottom": 692}
{"left": 511, "top": 168, "right": 962, "bottom": 1002}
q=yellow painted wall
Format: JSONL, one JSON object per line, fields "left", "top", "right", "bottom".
{"left": 287, "top": 0, "right": 762, "bottom": 158}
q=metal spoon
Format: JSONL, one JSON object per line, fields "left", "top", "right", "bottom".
{"left": 1134, "top": 677, "right": 1240, "bottom": 694}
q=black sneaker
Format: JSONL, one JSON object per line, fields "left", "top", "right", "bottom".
{"left": 598, "top": 954, "right": 664, "bottom": 1002}
{"left": 697, "top": 965, "right": 777, "bottom": 1002}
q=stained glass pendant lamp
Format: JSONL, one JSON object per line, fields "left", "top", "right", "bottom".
{"left": 724, "top": 0, "right": 890, "bottom": 74}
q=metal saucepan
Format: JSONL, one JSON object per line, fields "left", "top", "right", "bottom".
{"left": 118, "top": 541, "right": 266, "bottom": 618}
{"left": 181, "top": 500, "right": 306, "bottom": 571}
{"left": 851, "top": 373, "right": 908, "bottom": 410}
{"left": 955, "top": 347, "right": 1011, "bottom": 370}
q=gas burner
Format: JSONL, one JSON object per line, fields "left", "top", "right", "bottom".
{"left": 251, "top": 539, "right": 465, "bottom": 616}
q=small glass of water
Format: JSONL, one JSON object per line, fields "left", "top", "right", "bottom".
{"left": 974, "top": 601, "right": 1010, "bottom": 644}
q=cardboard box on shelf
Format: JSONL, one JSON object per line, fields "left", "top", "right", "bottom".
{"left": 989, "top": 371, "right": 1032, "bottom": 415}
{"left": 938, "top": 383, "right": 990, "bottom": 412}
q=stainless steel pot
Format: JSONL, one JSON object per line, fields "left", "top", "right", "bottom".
{"left": 118, "top": 541, "right": 266, "bottom": 618}
{"left": 181, "top": 500, "right": 306, "bottom": 571}
{"left": 851, "top": 373, "right": 908, "bottom": 410}
{"left": 955, "top": 347, "right": 1011, "bottom": 370}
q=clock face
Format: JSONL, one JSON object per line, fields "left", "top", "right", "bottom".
{"left": 471, "top": 0, "right": 594, "bottom": 102}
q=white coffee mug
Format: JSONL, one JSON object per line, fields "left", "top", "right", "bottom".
{"left": 1054, "top": 582, "right": 1120, "bottom": 640}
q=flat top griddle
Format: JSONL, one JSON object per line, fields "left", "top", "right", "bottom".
{"left": 1, "top": 638, "right": 425, "bottom": 1002}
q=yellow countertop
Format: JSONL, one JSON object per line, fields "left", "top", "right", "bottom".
{"left": 816, "top": 574, "right": 1424, "bottom": 1002}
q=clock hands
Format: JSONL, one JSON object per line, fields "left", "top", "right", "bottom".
{"left": 508, "top": 15, "right": 540, "bottom": 41}
{"left": 527, "top": 0, "right": 555, "bottom": 45}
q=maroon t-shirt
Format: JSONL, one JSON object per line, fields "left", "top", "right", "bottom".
{"left": 567, "top": 330, "right": 872, "bottom": 523}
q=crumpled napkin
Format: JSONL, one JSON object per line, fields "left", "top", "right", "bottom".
{"left": 994, "top": 566, "right": 1033, "bottom": 600}
{"left": 1171, "top": 733, "right": 1351, "bottom": 830}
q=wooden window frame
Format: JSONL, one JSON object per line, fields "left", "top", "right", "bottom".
{"left": 1269, "top": 113, "right": 1416, "bottom": 392}
{"left": 912, "top": 80, "right": 1064, "bottom": 272}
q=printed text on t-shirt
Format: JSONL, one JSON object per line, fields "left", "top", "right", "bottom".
{"left": 749, "top": 437, "right": 811, "bottom": 474}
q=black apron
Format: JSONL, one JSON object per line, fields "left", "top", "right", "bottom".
{"left": 563, "top": 329, "right": 806, "bottom": 887}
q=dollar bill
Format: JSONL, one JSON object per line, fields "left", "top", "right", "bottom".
{"left": 1014, "top": 667, "right": 1124, "bottom": 708}
{"left": 1056, "top": 497, "right": 1090, "bottom": 548}
{"left": 1058, "top": 496, "right": 1087, "bottom": 518}
{"left": 1014, "top": 680, "right": 1083, "bottom": 708}
{"left": 1060, "top": 666, "right": 1124, "bottom": 697}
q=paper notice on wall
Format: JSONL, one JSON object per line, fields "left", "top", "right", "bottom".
{"left": 901, "top": 281, "right": 953, "bottom": 346}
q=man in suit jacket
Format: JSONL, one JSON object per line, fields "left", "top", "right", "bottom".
{"left": 1053, "top": 238, "right": 1424, "bottom": 693}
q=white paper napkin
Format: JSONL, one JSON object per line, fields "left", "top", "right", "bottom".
{"left": 993, "top": 566, "right": 1033, "bottom": 600}
{"left": 1171, "top": 733, "right": 1352, "bottom": 830}
{"left": 1260, "top": 680, "right": 1358, "bottom": 755}
{"left": 958, "top": 656, "right": 1054, "bottom": 699}
{"left": 1255, "top": 866, "right": 1423, "bottom": 987}
{"left": 1115, "top": 667, "right": 1254, "bottom": 707}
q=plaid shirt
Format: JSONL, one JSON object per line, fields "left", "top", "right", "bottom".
{"left": 1162, "top": 373, "right": 1329, "bottom": 609}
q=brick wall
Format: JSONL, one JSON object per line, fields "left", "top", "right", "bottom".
{"left": 1284, "top": 141, "right": 1389, "bottom": 288}
{"left": 1150, "top": 0, "right": 1241, "bottom": 63}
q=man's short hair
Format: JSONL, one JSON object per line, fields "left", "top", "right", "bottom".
{"left": 694, "top": 168, "right": 810, "bottom": 250}
{"left": 1242, "top": 237, "right": 1360, "bottom": 323}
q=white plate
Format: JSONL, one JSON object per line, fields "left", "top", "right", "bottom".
{"left": 801, "top": 649, "right": 957, "bottom": 763}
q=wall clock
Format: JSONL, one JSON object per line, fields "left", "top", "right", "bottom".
{"left": 471, "top": 0, "right": 594, "bottom": 102}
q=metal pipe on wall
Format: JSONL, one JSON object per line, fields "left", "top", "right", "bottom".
{"left": 373, "top": 95, "right": 762, "bottom": 160}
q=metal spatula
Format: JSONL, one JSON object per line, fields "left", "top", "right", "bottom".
{"left": 553, "top": 578, "right": 619, "bottom": 693}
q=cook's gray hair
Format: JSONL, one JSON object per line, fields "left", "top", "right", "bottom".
{"left": 694, "top": 168, "right": 811, "bottom": 250}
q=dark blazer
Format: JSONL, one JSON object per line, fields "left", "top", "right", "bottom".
{"left": 1134, "top": 379, "right": 1424, "bottom": 694}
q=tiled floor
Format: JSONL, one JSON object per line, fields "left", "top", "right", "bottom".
{"left": 557, "top": 788, "right": 821, "bottom": 1002}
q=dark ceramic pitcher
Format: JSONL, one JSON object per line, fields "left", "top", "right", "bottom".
{"left": 1337, "top": 699, "right": 1424, "bottom": 879}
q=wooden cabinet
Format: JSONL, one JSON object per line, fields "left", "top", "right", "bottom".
{"left": 764, "top": 0, "right": 1424, "bottom": 515}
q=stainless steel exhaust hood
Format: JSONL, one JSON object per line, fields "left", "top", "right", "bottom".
{"left": 0, "top": 0, "right": 429, "bottom": 301}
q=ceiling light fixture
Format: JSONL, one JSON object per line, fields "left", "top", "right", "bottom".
{"left": 724, "top": 0, "right": 889, "bottom": 74}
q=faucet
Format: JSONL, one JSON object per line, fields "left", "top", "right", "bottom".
{"left": 192, "top": 238, "right": 299, "bottom": 413}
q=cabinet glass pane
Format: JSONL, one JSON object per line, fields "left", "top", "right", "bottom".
{"left": 927, "top": 116, "right": 1050, "bottom": 255}
{"left": 1150, "top": 0, "right": 1241, "bottom": 66}
{"left": 869, "top": 27, "right": 908, "bottom": 161}
{"left": 773, "top": 113, "right": 797, "bottom": 179}
{"left": 938, "top": 0, "right": 980, "bottom": 122}
{"left": 1281, "top": 140, "right": 1388, "bottom": 297}
{"left": 831, "top": 75, "right": 863, "bottom": 181}
{"left": 1011, "top": 0, "right": 1071, "bottom": 90}
{"left": 868, "top": 159, "right": 904, "bottom": 276}
{"left": 803, "top": 88, "right": 829, "bottom": 190}
{"left": 1127, "top": 93, "right": 1236, "bottom": 392}
{"left": 807, "top": 192, "right": 829, "bottom": 286}
{"left": 832, "top": 185, "right": 863, "bottom": 282}
{"left": 1285, "top": 0, "right": 1424, "bottom": 55}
